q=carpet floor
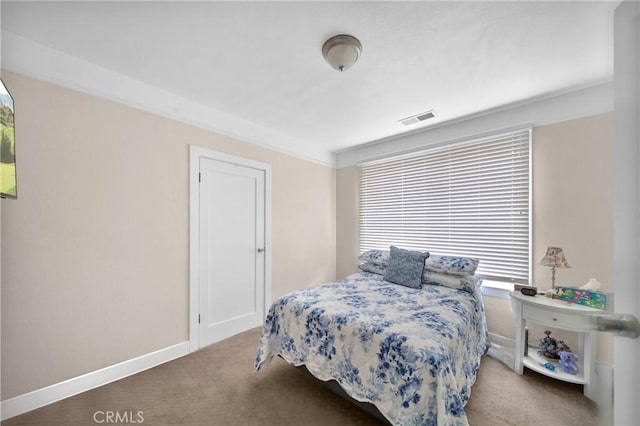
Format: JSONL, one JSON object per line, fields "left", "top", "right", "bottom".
{"left": 2, "top": 327, "right": 611, "bottom": 425}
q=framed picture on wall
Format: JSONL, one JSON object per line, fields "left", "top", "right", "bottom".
{"left": 0, "top": 78, "right": 17, "bottom": 199}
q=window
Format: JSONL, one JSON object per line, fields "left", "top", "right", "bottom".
{"left": 359, "top": 129, "right": 531, "bottom": 284}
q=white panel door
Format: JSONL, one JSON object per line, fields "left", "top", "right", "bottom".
{"left": 198, "top": 157, "right": 265, "bottom": 348}
{"left": 613, "top": 2, "right": 640, "bottom": 424}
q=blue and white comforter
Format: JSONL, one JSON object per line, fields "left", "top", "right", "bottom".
{"left": 254, "top": 272, "right": 489, "bottom": 425}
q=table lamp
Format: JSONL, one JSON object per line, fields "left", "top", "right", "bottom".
{"left": 539, "top": 246, "right": 571, "bottom": 289}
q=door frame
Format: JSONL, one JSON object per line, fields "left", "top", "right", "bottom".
{"left": 613, "top": 2, "right": 640, "bottom": 423}
{"left": 189, "top": 145, "right": 272, "bottom": 352}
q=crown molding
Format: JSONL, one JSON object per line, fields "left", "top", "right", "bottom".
{"left": 0, "top": 31, "right": 334, "bottom": 167}
{"left": 1, "top": 31, "right": 614, "bottom": 170}
{"left": 335, "top": 81, "right": 613, "bottom": 168}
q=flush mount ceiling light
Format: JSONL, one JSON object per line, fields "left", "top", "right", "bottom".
{"left": 322, "top": 34, "right": 362, "bottom": 72}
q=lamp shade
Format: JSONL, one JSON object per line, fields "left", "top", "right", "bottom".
{"left": 322, "top": 35, "right": 362, "bottom": 72}
{"left": 539, "top": 247, "right": 571, "bottom": 268}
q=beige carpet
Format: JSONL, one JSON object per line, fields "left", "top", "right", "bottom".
{"left": 3, "top": 327, "right": 610, "bottom": 426}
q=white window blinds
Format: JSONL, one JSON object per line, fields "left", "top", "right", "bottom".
{"left": 359, "top": 129, "right": 531, "bottom": 283}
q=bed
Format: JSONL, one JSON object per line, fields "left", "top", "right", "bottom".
{"left": 254, "top": 250, "right": 489, "bottom": 425}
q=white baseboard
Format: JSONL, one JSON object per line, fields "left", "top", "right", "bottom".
{"left": 0, "top": 341, "right": 190, "bottom": 421}
{"left": 594, "top": 362, "right": 613, "bottom": 418}
{"left": 487, "top": 332, "right": 516, "bottom": 370}
{"left": 485, "top": 333, "right": 613, "bottom": 414}
{"left": 0, "top": 335, "right": 614, "bottom": 420}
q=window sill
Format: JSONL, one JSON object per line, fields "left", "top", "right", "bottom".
{"left": 480, "top": 280, "right": 515, "bottom": 299}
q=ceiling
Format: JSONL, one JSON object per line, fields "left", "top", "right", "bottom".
{"left": 1, "top": 1, "right": 616, "bottom": 162}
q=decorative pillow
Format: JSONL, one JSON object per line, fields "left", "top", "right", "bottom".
{"left": 383, "top": 246, "right": 430, "bottom": 289}
{"left": 422, "top": 270, "right": 483, "bottom": 293}
{"left": 357, "top": 249, "right": 390, "bottom": 266}
{"left": 357, "top": 262, "right": 386, "bottom": 276}
{"left": 424, "top": 254, "right": 480, "bottom": 276}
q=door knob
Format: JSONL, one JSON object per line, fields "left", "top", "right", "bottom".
{"left": 257, "top": 248, "right": 265, "bottom": 253}
{"left": 593, "top": 314, "right": 640, "bottom": 338}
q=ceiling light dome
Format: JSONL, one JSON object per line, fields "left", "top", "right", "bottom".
{"left": 322, "top": 34, "right": 362, "bottom": 72}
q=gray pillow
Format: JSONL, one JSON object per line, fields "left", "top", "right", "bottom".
{"left": 383, "top": 246, "right": 430, "bottom": 289}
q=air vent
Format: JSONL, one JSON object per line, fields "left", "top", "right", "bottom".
{"left": 399, "top": 110, "right": 436, "bottom": 126}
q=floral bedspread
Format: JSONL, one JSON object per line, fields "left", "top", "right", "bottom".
{"left": 254, "top": 272, "right": 489, "bottom": 425}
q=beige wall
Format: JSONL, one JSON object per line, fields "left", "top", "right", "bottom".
{"left": 336, "top": 166, "right": 359, "bottom": 279}
{"left": 1, "top": 198, "right": 2, "bottom": 403}
{"left": 0, "top": 71, "right": 336, "bottom": 399}
{"left": 336, "top": 113, "right": 614, "bottom": 364}
{"left": 521, "top": 113, "right": 613, "bottom": 363}
{"left": 0, "top": 68, "right": 615, "bottom": 400}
